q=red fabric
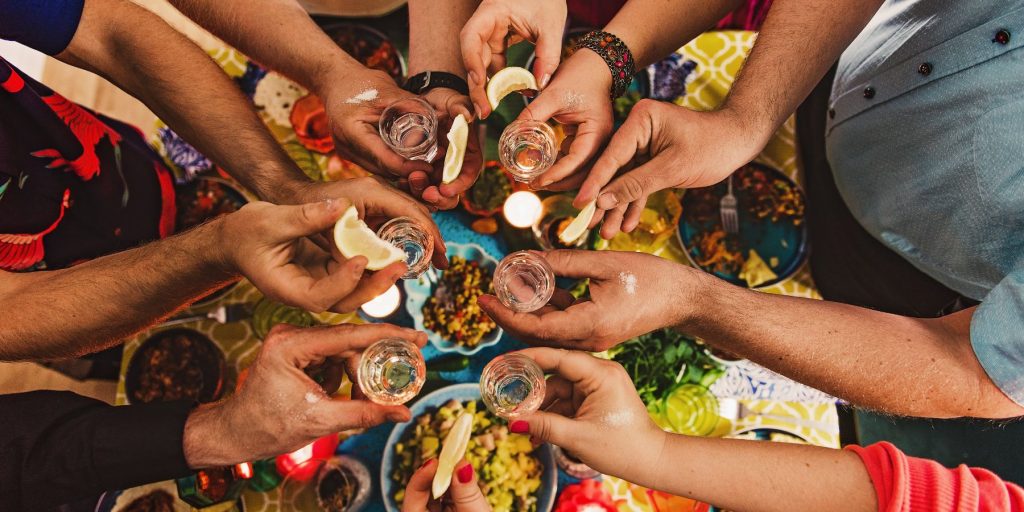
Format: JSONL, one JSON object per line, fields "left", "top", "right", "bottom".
{"left": 566, "top": 0, "right": 773, "bottom": 31}
{"left": 848, "top": 442, "right": 1024, "bottom": 512}
{"left": 31, "top": 94, "right": 122, "bottom": 181}
{"left": 0, "top": 189, "right": 70, "bottom": 271}
{"left": 154, "top": 161, "right": 177, "bottom": 238}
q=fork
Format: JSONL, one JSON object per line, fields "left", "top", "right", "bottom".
{"left": 159, "top": 302, "right": 253, "bottom": 327}
{"left": 720, "top": 174, "right": 739, "bottom": 234}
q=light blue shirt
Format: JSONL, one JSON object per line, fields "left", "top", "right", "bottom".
{"left": 826, "top": 1, "right": 1024, "bottom": 405}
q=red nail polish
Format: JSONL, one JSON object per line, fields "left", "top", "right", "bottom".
{"left": 510, "top": 420, "right": 529, "bottom": 434}
{"left": 419, "top": 458, "right": 436, "bottom": 470}
{"left": 456, "top": 463, "right": 474, "bottom": 484}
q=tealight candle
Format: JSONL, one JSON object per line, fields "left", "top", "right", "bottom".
{"left": 503, "top": 191, "right": 543, "bottom": 228}
{"left": 359, "top": 284, "right": 401, "bottom": 319}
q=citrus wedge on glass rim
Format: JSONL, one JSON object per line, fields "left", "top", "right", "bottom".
{"left": 486, "top": 67, "right": 538, "bottom": 111}
{"left": 558, "top": 200, "right": 597, "bottom": 244}
{"left": 332, "top": 205, "right": 406, "bottom": 270}
{"left": 431, "top": 411, "right": 474, "bottom": 499}
{"left": 441, "top": 114, "right": 469, "bottom": 184}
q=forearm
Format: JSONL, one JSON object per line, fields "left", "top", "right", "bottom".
{"left": 59, "top": 0, "right": 310, "bottom": 203}
{"left": 409, "top": 0, "right": 479, "bottom": 76}
{"left": 169, "top": 0, "right": 365, "bottom": 99}
{"left": 723, "top": 0, "right": 882, "bottom": 144}
{"left": 0, "top": 221, "right": 235, "bottom": 361}
{"left": 680, "top": 270, "right": 1023, "bottom": 418}
{"left": 641, "top": 434, "right": 876, "bottom": 512}
{"left": 605, "top": 0, "right": 743, "bottom": 69}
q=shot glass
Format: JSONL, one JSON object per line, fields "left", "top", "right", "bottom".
{"left": 357, "top": 337, "right": 426, "bottom": 406}
{"left": 480, "top": 353, "right": 545, "bottom": 419}
{"left": 378, "top": 98, "right": 438, "bottom": 162}
{"left": 492, "top": 251, "right": 555, "bottom": 313}
{"left": 376, "top": 217, "right": 434, "bottom": 279}
{"left": 498, "top": 120, "right": 557, "bottom": 183}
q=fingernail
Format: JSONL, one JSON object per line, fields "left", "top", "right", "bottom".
{"left": 456, "top": 463, "right": 474, "bottom": 484}
{"left": 510, "top": 420, "right": 529, "bottom": 434}
{"left": 598, "top": 193, "right": 618, "bottom": 209}
{"left": 419, "top": 458, "right": 436, "bottom": 470}
{"left": 387, "top": 411, "right": 409, "bottom": 423}
{"left": 477, "top": 295, "right": 493, "bottom": 307}
{"left": 541, "top": 73, "right": 551, "bottom": 88}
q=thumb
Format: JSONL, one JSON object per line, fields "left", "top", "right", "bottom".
{"left": 317, "top": 398, "right": 411, "bottom": 431}
{"left": 517, "top": 87, "right": 561, "bottom": 123}
{"left": 596, "top": 162, "right": 667, "bottom": 210}
{"left": 274, "top": 198, "right": 352, "bottom": 239}
{"left": 510, "top": 410, "right": 578, "bottom": 448}
{"left": 450, "top": 460, "right": 490, "bottom": 512}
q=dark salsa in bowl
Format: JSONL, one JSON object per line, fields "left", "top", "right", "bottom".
{"left": 125, "top": 329, "right": 226, "bottom": 404}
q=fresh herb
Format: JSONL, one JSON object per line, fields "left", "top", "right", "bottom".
{"left": 607, "top": 328, "right": 724, "bottom": 407}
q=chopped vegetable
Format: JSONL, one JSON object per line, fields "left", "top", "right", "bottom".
{"left": 607, "top": 328, "right": 724, "bottom": 409}
{"left": 422, "top": 256, "right": 497, "bottom": 347}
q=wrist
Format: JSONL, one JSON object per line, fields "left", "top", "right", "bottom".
{"left": 183, "top": 401, "right": 244, "bottom": 468}
{"left": 671, "top": 265, "right": 716, "bottom": 331}
{"left": 208, "top": 215, "right": 242, "bottom": 278}
{"left": 565, "top": 49, "right": 614, "bottom": 95}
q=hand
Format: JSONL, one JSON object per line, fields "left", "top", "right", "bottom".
{"left": 183, "top": 323, "right": 427, "bottom": 467}
{"left": 518, "top": 49, "right": 614, "bottom": 191}
{"left": 577, "top": 100, "right": 756, "bottom": 239}
{"left": 407, "top": 87, "right": 484, "bottom": 210}
{"left": 479, "top": 250, "right": 701, "bottom": 351}
{"left": 295, "top": 176, "right": 449, "bottom": 269}
{"left": 401, "top": 458, "right": 491, "bottom": 512}
{"left": 220, "top": 199, "right": 407, "bottom": 313}
{"left": 319, "top": 67, "right": 433, "bottom": 180}
{"left": 460, "top": 0, "right": 567, "bottom": 118}
{"left": 510, "top": 348, "right": 667, "bottom": 485}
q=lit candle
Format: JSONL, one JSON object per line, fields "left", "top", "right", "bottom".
{"left": 503, "top": 191, "right": 543, "bottom": 228}
{"left": 360, "top": 284, "right": 401, "bottom": 318}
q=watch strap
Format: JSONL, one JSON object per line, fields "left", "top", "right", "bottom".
{"left": 403, "top": 71, "right": 469, "bottom": 96}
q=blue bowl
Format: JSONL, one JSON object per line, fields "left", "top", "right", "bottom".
{"left": 405, "top": 243, "right": 503, "bottom": 356}
{"left": 380, "top": 383, "right": 557, "bottom": 512}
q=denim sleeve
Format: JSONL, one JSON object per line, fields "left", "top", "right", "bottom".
{"left": 0, "top": 0, "right": 85, "bottom": 55}
{"left": 971, "top": 269, "right": 1024, "bottom": 406}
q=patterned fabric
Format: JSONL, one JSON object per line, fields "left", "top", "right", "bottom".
{"left": 0, "top": 58, "right": 175, "bottom": 271}
{"left": 566, "top": 0, "right": 774, "bottom": 31}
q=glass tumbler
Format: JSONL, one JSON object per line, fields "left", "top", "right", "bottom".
{"left": 376, "top": 217, "right": 434, "bottom": 279}
{"left": 493, "top": 251, "right": 555, "bottom": 313}
{"left": 378, "top": 98, "right": 438, "bottom": 162}
{"left": 480, "top": 353, "right": 545, "bottom": 419}
{"left": 357, "top": 337, "right": 426, "bottom": 405}
{"left": 498, "top": 120, "right": 557, "bottom": 183}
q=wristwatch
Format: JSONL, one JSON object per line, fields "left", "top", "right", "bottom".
{"left": 403, "top": 71, "right": 469, "bottom": 96}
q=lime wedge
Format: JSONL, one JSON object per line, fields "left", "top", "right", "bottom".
{"left": 558, "top": 200, "right": 596, "bottom": 245}
{"left": 486, "top": 67, "right": 538, "bottom": 111}
{"left": 432, "top": 412, "right": 474, "bottom": 498}
{"left": 442, "top": 114, "right": 469, "bottom": 184}
{"left": 333, "top": 206, "right": 406, "bottom": 270}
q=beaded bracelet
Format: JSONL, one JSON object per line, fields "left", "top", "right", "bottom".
{"left": 574, "top": 30, "right": 637, "bottom": 99}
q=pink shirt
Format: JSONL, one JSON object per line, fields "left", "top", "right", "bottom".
{"left": 848, "top": 442, "right": 1024, "bottom": 511}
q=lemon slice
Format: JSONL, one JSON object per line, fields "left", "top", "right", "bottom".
{"left": 432, "top": 412, "right": 473, "bottom": 499}
{"left": 333, "top": 206, "right": 406, "bottom": 270}
{"left": 441, "top": 114, "right": 469, "bottom": 184}
{"left": 486, "top": 67, "right": 538, "bottom": 111}
{"left": 558, "top": 200, "right": 596, "bottom": 244}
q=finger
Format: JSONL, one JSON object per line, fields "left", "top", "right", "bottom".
{"left": 409, "top": 171, "right": 431, "bottom": 199}
{"left": 258, "top": 256, "right": 366, "bottom": 313}
{"left": 477, "top": 294, "right": 597, "bottom": 344}
{"left": 599, "top": 204, "right": 627, "bottom": 240}
{"left": 534, "top": 249, "right": 613, "bottom": 280}
{"left": 402, "top": 459, "right": 437, "bottom": 512}
{"left": 461, "top": 18, "right": 505, "bottom": 118}
{"left": 542, "top": 171, "right": 588, "bottom": 193}
{"left": 547, "top": 288, "right": 576, "bottom": 310}
{"left": 621, "top": 196, "right": 649, "bottom": 233}
{"left": 354, "top": 125, "right": 433, "bottom": 177}
{"left": 598, "top": 159, "right": 669, "bottom": 211}
{"left": 511, "top": 409, "right": 579, "bottom": 448}
{"left": 541, "top": 375, "right": 574, "bottom": 409}
{"left": 533, "top": 128, "right": 605, "bottom": 189}
{"left": 330, "top": 261, "right": 408, "bottom": 312}
{"left": 515, "top": 347, "right": 605, "bottom": 384}
{"left": 318, "top": 398, "right": 412, "bottom": 431}
{"left": 422, "top": 186, "right": 460, "bottom": 210}
{"left": 576, "top": 115, "right": 649, "bottom": 207}
{"left": 290, "top": 322, "right": 427, "bottom": 360}
{"left": 517, "top": 88, "right": 561, "bottom": 124}
{"left": 450, "top": 460, "right": 489, "bottom": 511}
{"left": 533, "top": 29, "right": 562, "bottom": 89}
{"left": 271, "top": 198, "right": 351, "bottom": 240}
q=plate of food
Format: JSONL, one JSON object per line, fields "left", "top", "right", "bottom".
{"left": 462, "top": 161, "right": 516, "bottom": 218}
{"left": 125, "top": 328, "right": 226, "bottom": 405}
{"left": 677, "top": 163, "right": 807, "bottom": 288}
{"left": 381, "top": 383, "right": 557, "bottom": 512}
{"left": 321, "top": 23, "right": 406, "bottom": 83}
{"left": 405, "top": 243, "right": 503, "bottom": 356}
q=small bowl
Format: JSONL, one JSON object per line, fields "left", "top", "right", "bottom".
{"left": 125, "top": 329, "right": 226, "bottom": 405}
{"left": 461, "top": 161, "right": 518, "bottom": 217}
{"left": 404, "top": 243, "right": 503, "bottom": 356}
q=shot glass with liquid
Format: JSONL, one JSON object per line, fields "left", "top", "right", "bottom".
{"left": 357, "top": 337, "right": 426, "bottom": 405}
{"left": 376, "top": 217, "right": 434, "bottom": 279}
{"left": 498, "top": 120, "right": 557, "bottom": 183}
{"left": 378, "top": 98, "right": 438, "bottom": 162}
{"left": 492, "top": 251, "right": 555, "bottom": 313}
{"left": 480, "top": 353, "right": 545, "bottom": 419}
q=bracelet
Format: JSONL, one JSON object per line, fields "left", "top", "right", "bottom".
{"left": 574, "top": 30, "right": 636, "bottom": 99}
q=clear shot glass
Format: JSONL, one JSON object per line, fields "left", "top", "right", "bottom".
{"left": 357, "top": 337, "right": 426, "bottom": 406}
{"left": 492, "top": 251, "right": 555, "bottom": 313}
{"left": 376, "top": 217, "right": 434, "bottom": 279}
{"left": 480, "top": 353, "right": 545, "bottom": 419}
{"left": 378, "top": 98, "right": 438, "bottom": 162}
{"left": 498, "top": 120, "right": 557, "bottom": 183}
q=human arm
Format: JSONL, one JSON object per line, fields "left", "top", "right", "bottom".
{"left": 478, "top": 250, "right": 1024, "bottom": 419}
{"left": 0, "top": 199, "right": 405, "bottom": 361}
{"left": 51, "top": 0, "right": 311, "bottom": 203}
{"left": 580, "top": 0, "right": 884, "bottom": 237}
{"left": 0, "top": 324, "right": 425, "bottom": 510}
{"left": 168, "top": 0, "right": 433, "bottom": 183}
